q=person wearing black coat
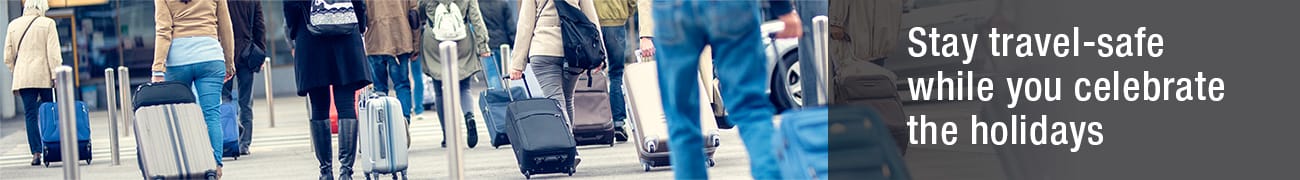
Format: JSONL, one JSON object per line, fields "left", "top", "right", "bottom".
{"left": 223, "top": 0, "right": 266, "bottom": 156}
{"left": 283, "top": 0, "right": 371, "bottom": 179}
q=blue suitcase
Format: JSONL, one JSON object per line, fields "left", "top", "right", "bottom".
{"left": 220, "top": 102, "right": 241, "bottom": 159}
{"left": 38, "top": 101, "right": 93, "bottom": 166}
{"left": 480, "top": 86, "right": 528, "bottom": 148}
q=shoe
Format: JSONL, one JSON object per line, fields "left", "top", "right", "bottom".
{"left": 574, "top": 155, "right": 582, "bottom": 167}
{"left": 337, "top": 119, "right": 359, "bottom": 180}
{"left": 30, "top": 154, "right": 40, "bottom": 166}
{"left": 465, "top": 113, "right": 479, "bottom": 149}
{"left": 240, "top": 151, "right": 250, "bottom": 156}
{"left": 308, "top": 120, "right": 335, "bottom": 180}
{"left": 614, "top": 127, "right": 628, "bottom": 142}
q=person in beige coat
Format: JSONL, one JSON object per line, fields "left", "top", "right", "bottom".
{"left": 152, "top": 0, "right": 236, "bottom": 175}
{"left": 3, "top": 0, "right": 62, "bottom": 166}
{"left": 508, "top": 0, "right": 602, "bottom": 166}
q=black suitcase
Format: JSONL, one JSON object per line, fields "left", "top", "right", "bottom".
{"left": 505, "top": 88, "right": 578, "bottom": 179}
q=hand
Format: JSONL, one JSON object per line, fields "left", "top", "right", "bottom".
{"left": 509, "top": 69, "right": 524, "bottom": 80}
{"left": 639, "top": 37, "right": 655, "bottom": 57}
{"left": 224, "top": 67, "right": 235, "bottom": 82}
{"left": 774, "top": 12, "right": 803, "bottom": 39}
{"left": 480, "top": 52, "right": 491, "bottom": 57}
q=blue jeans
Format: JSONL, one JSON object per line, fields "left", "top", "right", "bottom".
{"left": 18, "top": 88, "right": 52, "bottom": 154}
{"left": 796, "top": 0, "right": 827, "bottom": 106}
{"left": 653, "top": 1, "right": 778, "bottom": 179}
{"left": 368, "top": 54, "right": 414, "bottom": 118}
{"left": 601, "top": 26, "right": 628, "bottom": 126}
{"left": 166, "top": 60, "right": 227, "bottom": 166}
{"left": 410, "top": 56, "right": 425, "bottom": 115}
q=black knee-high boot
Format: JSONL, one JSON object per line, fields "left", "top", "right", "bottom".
{"left": 309, "top": 120, "right": 334, "bottom": 180}
{"left": 337, "top": 118, "right": 359, "bottom": 180}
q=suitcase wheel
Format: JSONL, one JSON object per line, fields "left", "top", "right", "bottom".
{"left": 401, "top": 171, "right": 409, "bottom": 180}
{"left": 707, "top": 158, "right": 716, "bottom": 167}
{"left": 523, "top": 170, "right": 532, "bottom": 179}
{"left": 85, "top": 159, "right": 91, "bottom": 165}
{"left": 364, "top": 173, "right": 372, "bottom": 180}
{"left": 206, "top": 172, "right": 218, "bottom": 180}
{"left": 643, "top": 162, "right": 652, "bottom": 172}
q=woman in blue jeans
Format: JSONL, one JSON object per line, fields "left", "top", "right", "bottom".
{"left": 152, "top": 0, "right": 236, "bottom": 176}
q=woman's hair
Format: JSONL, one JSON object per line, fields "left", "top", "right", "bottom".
{"left": 24, "top": 0, "right": 49, "bottom": 15}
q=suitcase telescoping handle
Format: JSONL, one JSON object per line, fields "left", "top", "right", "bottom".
{"left": 503, "top": 44, "right": 537, "bottom": 102}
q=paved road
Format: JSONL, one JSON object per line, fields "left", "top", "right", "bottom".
{"left": 0, "top": 92, "right": 1005, "bottom": 179}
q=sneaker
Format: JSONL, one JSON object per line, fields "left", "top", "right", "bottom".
{"left": 574, "top": 155, "right": 582, "bottom": 167}
{"left": 614, "top": 127, "right": 628, "bottom": 142}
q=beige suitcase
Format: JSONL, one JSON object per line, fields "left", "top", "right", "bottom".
{"left": 134, "top": 103, "right": 219, "bottom": 180}
{"left": 624, "top": 51, "right": 722, "bottom": 171}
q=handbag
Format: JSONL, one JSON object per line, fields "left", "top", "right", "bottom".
{"left": 238, "top": 10, "right": 267, "bottom": 72}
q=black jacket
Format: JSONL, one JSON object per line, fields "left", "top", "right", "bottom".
{"left": 284, "top": 0, "right": 372, "bottom": 96}
{"left": 479, "top": 0, "right": 516, "bottom": 48}
{"left": 229, "top": 0, "right": 266, "bottom": 71}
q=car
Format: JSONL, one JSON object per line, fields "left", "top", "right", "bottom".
{"left": 699, "top": 20, "right": 801, "bottom": 127}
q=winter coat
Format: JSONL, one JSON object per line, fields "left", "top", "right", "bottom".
{"left": 509, "top": 0, "right": 602, "bottom": 72}
{"left": 363, "top": 0, "right": 419, "bottom": 56}
{"left": 3, "top": 9, "right": 61, "bottom": 91}
{"left": 419, "top": 0, "right": 490, "bottom": 81}
{"left": 283, "top": 0, "right": 373, "bottom": 96}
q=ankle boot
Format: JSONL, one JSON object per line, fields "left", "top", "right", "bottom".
{"left": 465, "top": 112, "right": 479, "bottom": 148}
{"left": 438, "top": 112, "right": 447, "bottom": 148}
{"left": 337, "top": 119, "right": 359, "bottom": 180}
{"left": 309, "top": 120, "right": 335, "bottom": 180}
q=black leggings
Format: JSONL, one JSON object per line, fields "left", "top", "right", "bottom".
{"left": 308, "top": 87, "right": 357, "bottom": 120}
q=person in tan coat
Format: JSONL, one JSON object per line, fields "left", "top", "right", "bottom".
{"left": 3, "top": 0, "right": 62, "bottom": 166}
{"left": 152, "top": 0, "right": 236, "bottom": 175}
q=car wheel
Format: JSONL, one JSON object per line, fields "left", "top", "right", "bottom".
{"left": 770, "top": 51, "right": 802, "bottom": 112}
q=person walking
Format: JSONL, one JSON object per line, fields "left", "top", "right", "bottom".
{"left": 593, "top": 0, "right": 635, "bottom": 142}
{"left": 3, "top": 0, "right": 62, "bottom": 166}
{"left": 153, "top": 0, "right": 237, "bottom": 176}
{"left": 649, "top": 0, "right": 800, "bottom": 179}
{"left": 417, "top": 0, "right": 491, "bottom": 148}
{"left": 223, "top": 0, "right": 266, "bottom": 156}
{"left": 284, "top": 0, "right": 371, "bottom": 179}
{"left": 363, "top": 0, "right": 418, "bottom": 120}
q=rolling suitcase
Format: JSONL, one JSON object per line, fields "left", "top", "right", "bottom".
{"left": 571, "top": 72, "right": 616, "bottom": 146}
{"left": 357, "top": 88, "right": 411, "bottom": 179}
{"left": 132, "top": 82, "right": 220, "bottom": 180}
{"left": 774, "top": 16, "right": 909, "bottom": 180}
{"left": 505, "top": 79, "right": 578, "bottom": 179}
{"left": 480, "top": 87, "right": 527, "bottom": 148}
{"left": 480, "top": 45, "right": 530, "bottom": 148}
{"left": 623, "top": 51, "right": 723, "bottom": 171}
{"left": 219, "top": 102, "right": 241, "bottom": 159}
{"left": 38, "top": 100, "right": 92, "bottom": 167}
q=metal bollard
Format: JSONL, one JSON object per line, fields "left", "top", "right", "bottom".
{"left": 117, "top": 66, "right": 133, "bottom": 137}
{"left": 103, "top": 68, "right": 120, "bottom": 165}
{"left": 812, "top": 16, "right": 830, "bottom": 103}
{"left": 440, "top": 41, "right": 464, "bottom": 180}
{"left": 55, "top": 66, "right": 80, "bottom": 179}
{"left": 263, "top": 57, "right": 275, "bottom": 128}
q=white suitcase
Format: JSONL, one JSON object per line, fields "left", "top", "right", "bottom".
{"left": 357, "top": 93, "right": 410, "bottom": 179}
{"left": 134, "top": 103, "right": 220, "bottom": 180}
{"left": 624, "top": 52, "right": 723, "bottom": 171}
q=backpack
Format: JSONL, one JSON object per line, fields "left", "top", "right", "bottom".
{"left": 307, "top": 0, "right": 360, "bottom": 36}
{"left": 430, "top": 0, "right": 468, "bottom": 41}
{"left": 552, "top": 0, "right": 606, "bottom": 72}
